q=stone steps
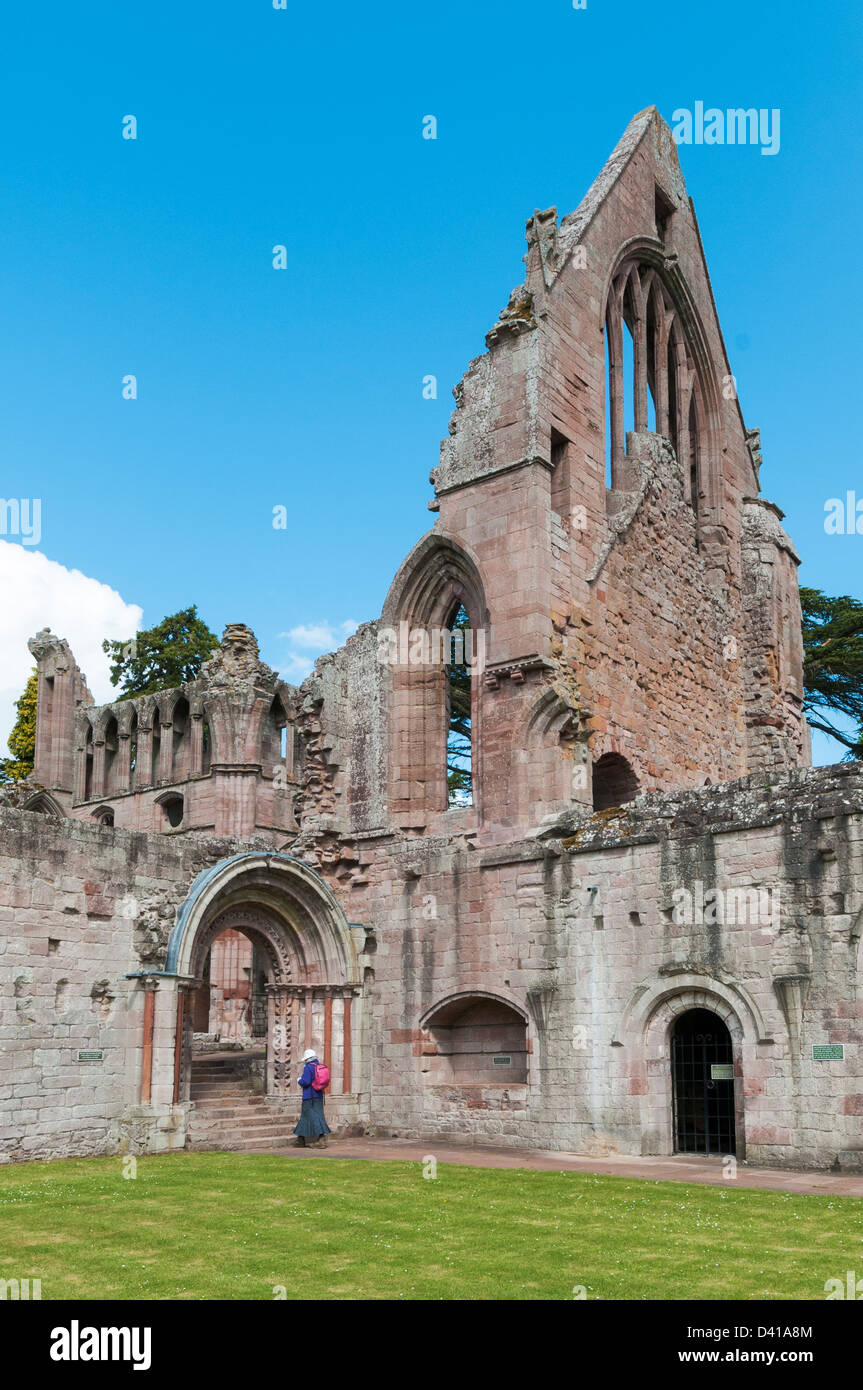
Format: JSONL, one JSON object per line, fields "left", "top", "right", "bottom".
{"left": 188, "top": 1106, "right": 268, "bottom": 1117}
{"left": 192, "top": 1120, "right": 296, "bottom": 1139}
{"left": 190, "top": 1084, "right": 262, "bottom": 1098}
{"left": 187, "top": 1057, "right": 299, "bottom": 1153}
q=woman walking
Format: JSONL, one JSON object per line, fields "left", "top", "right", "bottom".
{"left": 293, "top": 1047, "right": 331, "bottom": 1148}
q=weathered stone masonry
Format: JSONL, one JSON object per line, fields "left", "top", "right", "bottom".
{"left": 2, "top": 107, "right": 858, "bottom": 1170}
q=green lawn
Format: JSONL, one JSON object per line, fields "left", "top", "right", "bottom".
{"left": 0, "top": 1151, "right": 860, "bottom": 1300}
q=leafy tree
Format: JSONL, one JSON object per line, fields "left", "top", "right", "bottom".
{"left": 0, "top": 669, "right": 38, "bottom": 783}
{"left": 446, "top": 605, "right": 473, "bottom": 805}
{"left": 800, "top": 587, "right": 863, "bottom": 758}
{"left": 103, "top": 606, "right": 219, "bottom": 699}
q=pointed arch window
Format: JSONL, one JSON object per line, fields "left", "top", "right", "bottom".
{"left": 603, "top": 258, "right": 711, "bottom": 530}
{"left": 382, "top": 535, "right": 487, "bottom": 823}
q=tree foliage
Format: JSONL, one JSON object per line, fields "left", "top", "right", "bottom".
{"left": 446, "top": 605, "right": 473, "bottom": 804}
{"left": 0, "top": 669, "right": 38, "bottom": 784}
{"left": 102, "top": 606, "right": 220, "bottom": 699}
{"left": 800, "top": 586, "right": 863, "bottom": 758}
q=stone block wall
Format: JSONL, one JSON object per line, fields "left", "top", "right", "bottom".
{"left": 2, "top": 765, "right": 862, "bottom": 1169}
{"left": 352, "top": 764, "right": 863, "bottom": 1169}
{"left": 0, "top": 809, "right": 223, "bottom": 1161}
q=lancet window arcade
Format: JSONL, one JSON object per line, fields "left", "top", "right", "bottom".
{"left": 604, "top": 260, "right": 706, "bottom": 516}
{"left": 74, "top": 690, "right": 209, "bottom": 807}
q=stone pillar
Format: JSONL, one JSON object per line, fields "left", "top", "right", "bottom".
{"left": 74, "top": 734, "right": 88, "bottom": 803}
{"left": 284, "top": 722, "right": 295, "bottom": 780}
{"left": 137, "top": 723, "right": 153, "bottom": 788}
{"left": 655, "top": 313, "right": 669, "bottom": 437}
{"left": 190, "top": 710, "right": 203, "bottom": 777}
{"left": 116, "top": 730, "right": 131, "bottom": 794}
{"left": 324, "top": 992, "right": 333, "bottom": 1075}
{"left": 633, "top": 312, "right": 647, "bottom": 432}
{"left": 139, "top": 978, "right": 159, "bottom": 1104}
{"left": 342, "top": 991, "right": 353, "bottom": 1095}
{"left": 159, "top": 716, "right": 174, "bottom": 784}
{"left": 607, "top": 300, "right": 624, "bottom": 481}
{"left": 91, "top": 738, "right": 106, "bottom": 802}
{"left": 290, "top": 991, "right": 301, "bottom": 1081}
{"left": 266, "top": 984, "right": 292, "bottom": 1098}
{"left": 173, "top": 988, "right": 186, "bottom": 1104}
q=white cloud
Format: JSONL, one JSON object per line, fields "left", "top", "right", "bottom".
{"left": 275, "top": 620, "right": 359, "bottom": 682}
{"left": 0, "top": 541, "right": 142, "bottom": 754}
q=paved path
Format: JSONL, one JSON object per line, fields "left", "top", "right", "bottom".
{"left": 258, "top": 1135, "right": 863, "bottom": 1196}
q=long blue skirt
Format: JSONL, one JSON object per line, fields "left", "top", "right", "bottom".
{"left": 293, "top": 1096, "right": 331, "bottom": 1138}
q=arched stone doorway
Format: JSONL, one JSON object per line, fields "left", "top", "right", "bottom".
{"left": 618, "top": 978, "right": 753, "bottom": 1159}
{"left": 167, "top": 854, "right": 361, "bottom": 1111}
{"left": 671, "top": 1008, "right": 735, "bottom": 1155}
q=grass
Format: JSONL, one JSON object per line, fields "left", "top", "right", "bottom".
{"left": 0, "top": 1151, "right": 861, "bottom": 1300}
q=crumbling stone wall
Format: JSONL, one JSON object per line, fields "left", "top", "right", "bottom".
{"left": 26, "top": 625, "right": 300, "bottom": 844}
{"left": 2, "top": 108, "right": 835, "bottom": 1171}
{"left": 2, "top": 765, "right": 861, "bottom": 1169}
{"left": 359, "top": 764, "right": 863, "bottom": 1169}
{"left": 0, "top": 808, "right": 230, "bottom": 1161}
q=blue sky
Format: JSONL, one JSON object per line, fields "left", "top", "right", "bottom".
{"left": 0, "top": 0, "right": 860, "bottom": 760}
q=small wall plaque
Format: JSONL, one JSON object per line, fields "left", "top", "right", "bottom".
{"left": 812, "top": 1044, "right": 844, "bottom": 1061}
{"left": 492, "top": 1055, "right": 512, "bottom": 1066}
{"left": 76, "top": 1050, "right": 104, "bottom": 1062}
{"left": 710, "top": 1063, "right": 734, "bottom": 1081}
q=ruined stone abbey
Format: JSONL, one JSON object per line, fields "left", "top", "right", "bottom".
{"left": 3, "top": 107, "right": 862, "bottom": 1170}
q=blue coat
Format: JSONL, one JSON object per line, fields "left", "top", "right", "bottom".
{"left": 298, "top": 1059, "right": 321, "bottom": 1101}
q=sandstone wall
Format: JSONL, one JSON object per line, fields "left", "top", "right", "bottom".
{"left": 356, "top": 764, "right": 863, "bottom": 1170}
{"left": 0, "top": 809, "right": 218, "bottom": 1161}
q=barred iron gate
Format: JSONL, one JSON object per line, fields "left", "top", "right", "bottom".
{"left": 671, "top": 1009, "right": 735, "bottom": 1155}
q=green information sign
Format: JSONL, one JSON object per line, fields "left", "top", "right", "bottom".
{"left": 812, "top": 1044, "right": 844, "bottom": 1061}
{"left": 76, "top": 1050, "right": 104, "bottom": 1063}
{"left": 710, "top": 1063, "right": 734, "bottom": 1081}
{"left": 492, "top": 1055, "right": 512, "bottom": 1066}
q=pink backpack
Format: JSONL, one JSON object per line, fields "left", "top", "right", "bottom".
{"left": 312, "top": 1062, "right": 330, "bottom": 1092}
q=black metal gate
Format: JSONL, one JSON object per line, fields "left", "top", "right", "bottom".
{"left": 671, "top": 1009, "right": 736, "bottom": 1155}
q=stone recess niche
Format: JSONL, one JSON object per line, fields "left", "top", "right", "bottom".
{"left": 422, "top": 997, "right": 528, "bottom": 1085}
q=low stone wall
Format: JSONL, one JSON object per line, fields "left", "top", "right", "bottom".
{"left": 0, "top": 808, "right": 230, "bottom": 1162}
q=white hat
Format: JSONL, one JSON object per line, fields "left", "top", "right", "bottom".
{"left": 302, "top": 1048, "right": 317, "bottom": 1061}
